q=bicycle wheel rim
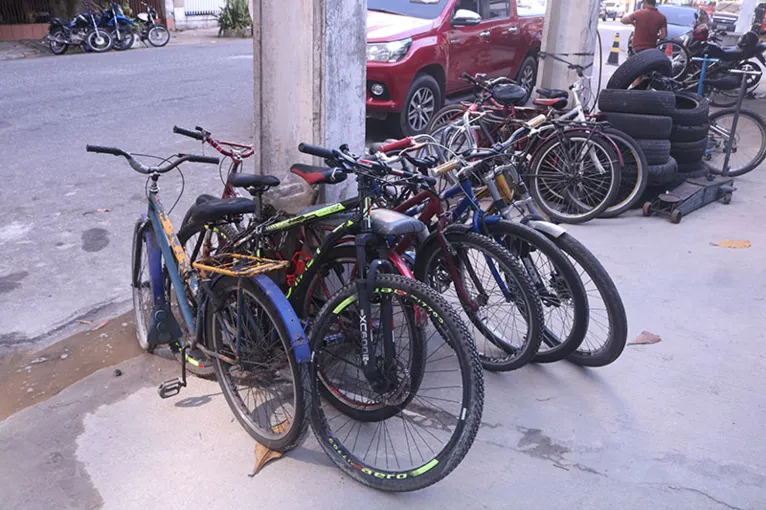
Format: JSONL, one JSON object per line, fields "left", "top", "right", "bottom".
{"left": 531, "top": 134, "right": 619, "bottom": 222}
{"left": 705, "top": 110, "right": 766, "bottom": 176}
{"left": 600, "top": 129, "right": 648, "bottom": 217}
{"left": 657, "top": 41, "right": 688, "bottom": 80}
{"left": 209, "top": 280, "right": 299, "bottom": 444}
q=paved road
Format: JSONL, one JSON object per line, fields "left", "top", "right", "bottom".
{"left": 2, "top": 30, "right": 766, "bottom": 510}
{"left": 0, "top": 39, "right": 256, "bottom": 349}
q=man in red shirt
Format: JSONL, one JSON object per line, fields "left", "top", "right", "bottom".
{"left": 621, "top": 0, "right": 668, "bottom": 53}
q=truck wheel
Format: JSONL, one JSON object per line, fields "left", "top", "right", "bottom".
{"left": 397, "top": 74, "right": 442, "bottom": 137}
{"left": 515, "top": 56, "right": 538, "bottom": 104}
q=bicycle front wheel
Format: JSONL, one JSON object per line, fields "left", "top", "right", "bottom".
{"left": 705, "top": 107, "right": 766, "bottom": 177}
{"left": 414, "top": 231, "right": 544, "bottom": 371}
{"left": 205, "top": 276, "right": 310, "bottom": 451}
{"left": 599, "top": 128, "right": 650, "bottom": 218}
{"left": 529, "top": 131, "right": 621, "bottom": 224}
{"left": 309, "top": 274, "right": 483, "bottom": 492}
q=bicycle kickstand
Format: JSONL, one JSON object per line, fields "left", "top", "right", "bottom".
{"left": 158, "top": 345, "right": 188, "bottom": 399}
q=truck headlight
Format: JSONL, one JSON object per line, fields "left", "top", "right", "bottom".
{"left": 367, "top": 38, "right": 412, "bottom": 63}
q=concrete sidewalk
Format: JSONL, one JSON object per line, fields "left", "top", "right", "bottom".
{"left": 0, "top": 27, "right": 245, "bottom": 61}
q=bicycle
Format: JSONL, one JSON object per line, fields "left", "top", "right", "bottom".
{"left": 175, "top": 140, "right": 485, "bottom": 491}
{"left": 86, "top": 144, "right": 312, "bottom": 451}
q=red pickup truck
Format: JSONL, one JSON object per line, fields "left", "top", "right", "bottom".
{"left": 367, "top": 0, "right": 545, "bottom": 136}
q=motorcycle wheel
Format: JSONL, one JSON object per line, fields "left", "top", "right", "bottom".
{"left": 85, "top": 29, "right": 113, "bottom": 52}
{"left": 147, "top": 25, "right": 170, "bottom": 47}
{"left": 111, "top": 28, "right": 135, "bottom": 51}
{"left": 49, "top": 29, "right": 68, "bottom": 55}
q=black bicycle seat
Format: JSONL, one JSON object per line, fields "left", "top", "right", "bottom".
{"left": 228, "top": 174, "right": 280, "bottom": 190}
{"left": 536, "top": 88, "right": 569, "bottom": 99}
{"left": 186, "top": 197, "right": 255, "bottom": 225}
{"left": 370, "top": 209, "right": 425, "bottom": 237}
{"left": 491, "top": 83, "right": 528, "bottom": 106}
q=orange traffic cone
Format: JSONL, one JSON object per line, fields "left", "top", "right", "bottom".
{"left": 607, "top": 33, "right": 621, "bottom": 66}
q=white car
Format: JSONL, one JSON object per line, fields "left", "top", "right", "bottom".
{"left": 602, "top": 1, "right": 625, "bottom": 21}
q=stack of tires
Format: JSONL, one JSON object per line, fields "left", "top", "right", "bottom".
{"left": 598, "top": 89, "right": 678, "bottom": 188}
{"left": 668, "top": 93, "right": 710, "bottom": 179}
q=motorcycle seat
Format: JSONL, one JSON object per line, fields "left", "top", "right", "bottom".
{"left": 704, "top": 75, "right": 741, "bottom": 91}
{"left": 706, "top": 44, "right": 745, "bottom": 62}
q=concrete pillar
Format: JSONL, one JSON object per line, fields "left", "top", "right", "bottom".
{"left": 736, "top": 0, "right": 757, "bottom": 34}
{"left": 252, "top": 0, "right": 366, "bottom": 211}
{"left": 537, "top": 0, "right": 601, "bottom": 97}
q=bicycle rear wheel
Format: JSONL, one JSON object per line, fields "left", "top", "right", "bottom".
{"left": 309, "top": 274, "right": 483, "bottom": 492}
{"left": 205, "top": 276, "right": 310, "bottom": 451}
{"left": 414, "top": 231, "right": 544, "bottom": 371}
{"left": 543, "top": 232, "right": 628, "bottom": 367}
{"left": 704, "top": 108, "right": 766, "bottom": 177}
{"left": 529, "top": 131, "right": 621, "bottom": 224}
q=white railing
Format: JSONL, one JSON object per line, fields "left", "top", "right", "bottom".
{"left": 184, "top": 0, "right": 226, "bottom": 16}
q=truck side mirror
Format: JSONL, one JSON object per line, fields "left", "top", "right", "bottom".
{"left": 452, "top": 9, "right": 482, "bottom": 26}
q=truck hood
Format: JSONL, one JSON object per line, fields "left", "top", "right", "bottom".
{"left": 367, "top": 10, "right": 435, "bottom": 42}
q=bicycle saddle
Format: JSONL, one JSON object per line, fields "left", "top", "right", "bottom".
{"left": 533, "top": 97, "right": 568, "bottom": 110}
{"left": 491, "top": 83, "right": 528, "bottom": 106}
{"left": 536, "top": 88, "right": 569, "bottom": 99}
{"left": 369, "top": 209, "right": 425, "bottom": 238}
{"left": 186, "top": 196, "right": 256, "bottom": 225}
{"left": 228, "top": 174, "right": 280, "bottom": 190}
{"left": 290, "top": 164, "right": 347, "bottom": 185}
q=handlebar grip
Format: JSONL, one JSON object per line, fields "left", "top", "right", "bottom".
{"left": 378, "top": 137, "right": 414, "bottom": 153}
{"left": 433, "top": 159, "right": 459, "bottom": 176}
{"left": 298, "top": 143, "right": 335, "bottom": 160}
{"left": 423, "top": 176, "right": 437, "bottom": 186}
{"left": 86, "top": 145, "right": 125, "bottom": 156}
{"left": 180, "top": 154, "right": 220, "bottom": 165}
{"left": 173, "top": 126, "right": 205, "bottom": 141}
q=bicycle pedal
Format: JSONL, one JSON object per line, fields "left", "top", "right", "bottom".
{"left": 157, "top": 378, "right": 185, "bottom": 399}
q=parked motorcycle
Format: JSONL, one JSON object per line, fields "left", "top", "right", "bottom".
{"left": 99, "top": 1, "right": 137, "bottom": 51}
{"left": 136, "top": 2, "right": 170, "bottom": 47}
{"left": 47, "top": 12, "right": 113, "bottom": 55}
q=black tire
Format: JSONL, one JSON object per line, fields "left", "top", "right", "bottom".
{"left": 483, "top": 221, "right": 589, "bottom": 363}
{"left": 515, "top": 55, "right": 538, "bottom": 104}
{"left": 601, "top": 112, "right": 672, "bottom": 140}
{"left": 671, "top": 138, "right": 707, "bottom": 164}
{"left": 704, "top": 107, "right": 766, "bottom": 177}
{"left": 398, "top": 73, "right": 443, "bottom": 137}
{"left": 111, "top": 27, "right": 135, "bottom": 51}
{"left": 85, "top": 29, "right": 113, "bottom": 52}
{"left": 48, "top": 29, "right": 69, "bottom": 55}
{"left": 677, "top": 161, "right": 708, "bottom": 178}
{"left": 598, "top": 89, "right": 675, "bottom": 115}
{"left": 529, "top": 131, "right": 622, "bottom": 223}
{"left": 670, "top": 123, "right": 709, "bottom": 143}
{"left": 542, "top": 233, "right": 628, "bottom": 367}
{"left": 606, "top": 49, "right": 672, "bottom": 90}
{"left": 414, "top": 231, "right": 544, "bottom": 372}
{"left": 147, "top": 24, "right": 170, "bottom": 47}
{"left": 635, "top": 139, "right": 671, "bottom": 165}
{"left": 131, "top": 218, "right": 156, "bottom": 353}
{"left": 309, "top": 274, "right": 483, "bottom": 492}
{"left": 206, "top": 276, "right": 310, "bottom": 451}
{"left": 647, "top": 156, "right": 678, "bottom": 186}
{"left": 669, "top": 92, "right": 709, "bottom": 126}
{"left": 600, "top": 128, "right": 650, "bottom": 218}
{"left": 426, "top": 104, "right": 467, "bottom": 134}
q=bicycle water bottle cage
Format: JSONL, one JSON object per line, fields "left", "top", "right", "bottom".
{"left": 147, "top": 304, "right": 184, "bottom": 347}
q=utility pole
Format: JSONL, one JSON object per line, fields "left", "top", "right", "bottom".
{"left": 736, "top": 0, "right": 757, "bottom": 34}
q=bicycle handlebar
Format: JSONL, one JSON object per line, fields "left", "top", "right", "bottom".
{"left": 298, "top": 142, "right": 335, "bottom": 160}
{"left": 86, "top": 145, "right": 220, "bottom": 174}
{"left": 173, "top": 125, "right": 205, "bottom": 141}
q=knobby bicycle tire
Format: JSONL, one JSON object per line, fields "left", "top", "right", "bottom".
{"left": 414, "top": 231, "right": 544, "bottom": 371}
{"left": 308, "top": 274, "right": 483, "bottom": 492}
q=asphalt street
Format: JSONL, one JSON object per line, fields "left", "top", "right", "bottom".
{"left": 2, "top": 28, "right": 766, "bottom": 510}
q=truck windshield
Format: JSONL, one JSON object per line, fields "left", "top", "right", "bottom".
{"left": 368, "top": 0, "right": 448, "bottom": 20}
